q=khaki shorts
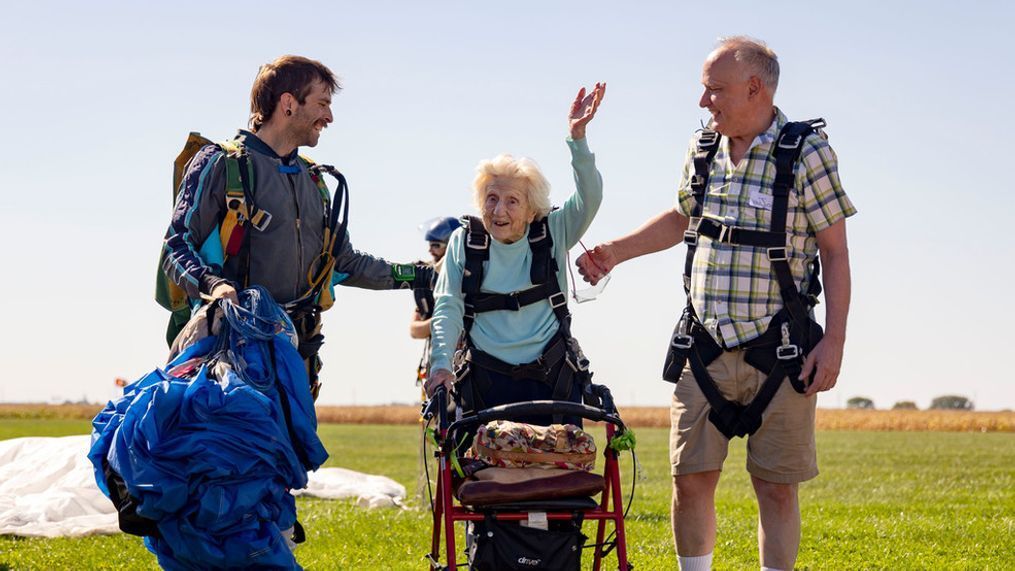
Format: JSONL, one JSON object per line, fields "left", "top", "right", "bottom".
{"left": 669, "top": 349, "right": 818, "bottom": 484}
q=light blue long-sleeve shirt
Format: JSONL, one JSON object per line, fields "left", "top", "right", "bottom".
{"left": 429, "top": 137, "right": 603, "bottom": 374}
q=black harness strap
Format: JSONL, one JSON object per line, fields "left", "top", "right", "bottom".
{"left": 460, "top": 216, "right": 570, "bottom": 336}
{"left": 456, "top": 216, "right": 582, "bottom": 420}
{"left": 682, "top": 129, "right": 722, "bottom": 295}
{"left": 461, "top": 215, "right": 490, "bottom": 333}
{"left": 694, "top": 217, "right": 785, "bottom": 248}
{"left": 468, "top": 336, "right": 568, "bottom": 381}
{"left": 768, "top": 120, "right": 823, "bottom": 327}
{"left": 670, "top": 119, "right": 827, "bottom": 439}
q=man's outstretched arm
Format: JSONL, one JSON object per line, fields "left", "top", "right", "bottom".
{"left": 576, "top": 207, "right": 690, "bottom": 284}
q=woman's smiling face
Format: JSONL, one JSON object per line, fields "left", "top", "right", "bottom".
{"left": 481, "top": 177, "right": 534, "bottom": 244}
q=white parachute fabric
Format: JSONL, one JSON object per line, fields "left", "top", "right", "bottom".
{"left": 293, "top": 467, "right": 406, "bottom": 509}
{"left": 0, "top": 436, "right": 406, "bottom": 538}
{"left": 0, "top": 436, "right": 119, "bottom": 538}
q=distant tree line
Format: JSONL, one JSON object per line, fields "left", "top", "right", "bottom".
{"left": 844, "top": 395, "right": 975, "bottom": 411}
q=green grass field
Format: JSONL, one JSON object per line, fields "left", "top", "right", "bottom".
{"left": 1, "top": 420, "right": 1013, "bottom": 570}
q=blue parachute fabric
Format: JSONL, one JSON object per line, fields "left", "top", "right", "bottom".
{"left": 89, "top": 286, "right": 328, "bottom": 570}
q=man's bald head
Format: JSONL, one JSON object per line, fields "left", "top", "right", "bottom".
{"left": 709, "top": 36, "right": 780, "bottom": 95}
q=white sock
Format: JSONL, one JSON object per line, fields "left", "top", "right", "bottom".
{"left": 761, "top": 567, "right": 785, "bottom": 571}
{"left": 679, "top": 553, "right": 713, "bottom": 571}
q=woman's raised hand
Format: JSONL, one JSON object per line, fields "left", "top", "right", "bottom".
{"left": 569, "top": 82, "right": 606, "bottom": 140}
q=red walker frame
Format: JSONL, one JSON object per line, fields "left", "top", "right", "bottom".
{"left": 423, "top": 391, "right": 631, "bottom": 570}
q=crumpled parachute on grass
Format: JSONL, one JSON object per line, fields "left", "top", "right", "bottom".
{"left": 89, "top": 286, "right": 328, "bottom": 570}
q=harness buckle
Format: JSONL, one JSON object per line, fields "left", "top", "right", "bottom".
{"left": 767, "top": 247, "right": 788, "bottom": 262}
{"left": 776, "top": 322, "right": 799, "bottom": 360}
{"left": 776, "top": 345, "right": 800, "bottom": 360}
{"left": 466, "top": 232, "right": 489, "bottom": 250}
{"left": 683, "top": 229, "right": 698, "bottom": 246}
{"left": 548, "top": 291, "right": 567, "bottom": 309}
{"left": 249, "top": 209, "right": 272, "bottom": 232}
{"left": 777, "top": 133, "right": 804, "bottom": 149}
{"left": 697, "top": 130, "right": 719, "bottom": 147}
{"left": 717, "top": 224, "right": 734, "bottom": 244}
{"left": 671, "top": 333, "right": 694, "bottom": 350}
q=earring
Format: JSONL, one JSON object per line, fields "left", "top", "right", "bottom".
{"left": 285, "top": 109, "right": 292, "bottom": 116}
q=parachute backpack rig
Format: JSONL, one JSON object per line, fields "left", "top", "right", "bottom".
{"left": 156, "top": 132, "right": 350, "bottom": 345}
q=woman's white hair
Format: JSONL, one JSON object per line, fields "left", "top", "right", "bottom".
{"left": 717, "top": 36, "right": 780, "bottom": 93}
{"left": 471, "top": 154, "right": 552, "bottom": 218}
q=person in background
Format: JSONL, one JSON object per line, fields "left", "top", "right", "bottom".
{"left": 410, "top": 216, "right": 461, "bottom": 388}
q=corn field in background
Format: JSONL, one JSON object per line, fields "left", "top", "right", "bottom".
{"left": 3, "top": 403, "right": 1012, "bottom": 432}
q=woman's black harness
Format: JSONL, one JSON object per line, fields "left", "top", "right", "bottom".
{"left": 662, "top": 119, "right": 826, "bottom": 439}
{"left": 454, "top": 215, "right": 594, "bottom": 420}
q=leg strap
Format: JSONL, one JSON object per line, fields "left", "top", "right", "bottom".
{"left": 694, "top": 350, "right": 791, "bottom": 439}
{"left": 685, "top": 321, "right": 808, "bottom": 439}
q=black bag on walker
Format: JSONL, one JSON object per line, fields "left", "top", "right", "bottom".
{"left": 469, "top": 514, "right": 586, "bottom": 570}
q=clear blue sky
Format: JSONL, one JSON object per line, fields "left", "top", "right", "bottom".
{"left": 1, "top": 1, "right": 1012, "bottom": 410}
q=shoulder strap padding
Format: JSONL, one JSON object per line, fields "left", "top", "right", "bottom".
{"left": 527, "top": 217, "right": 554, "bottom": 285}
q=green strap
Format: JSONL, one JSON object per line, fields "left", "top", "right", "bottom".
{"left": 218, "top": 141, "right": 246, "bottom": 195}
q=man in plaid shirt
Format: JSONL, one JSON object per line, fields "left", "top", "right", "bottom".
{"left": 577, "top": 37, "right": 855, "bottom": 571}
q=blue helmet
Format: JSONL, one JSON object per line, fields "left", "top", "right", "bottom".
{"left": 424, "top": 216, "right": 461, "bottom": 243}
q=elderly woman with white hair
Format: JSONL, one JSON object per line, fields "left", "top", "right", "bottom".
{"left": 425, "top": 83, "right": 606, "bottom": 423}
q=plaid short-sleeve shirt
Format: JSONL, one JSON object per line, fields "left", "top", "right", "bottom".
{"left": 676, "top": 108, "right": 857, "bottom": 347}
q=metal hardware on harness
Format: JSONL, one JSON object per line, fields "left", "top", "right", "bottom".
{"left": 697, "top": 130, "right": 720, "bottom": 146}
{"left": 776, "top": 345, "right": 800, "bottom": 360}
{"left": 777, "top": 322, "right": 800, "bottom": 361}
{"left": 576, "top": 355, "right": 590, "bottom": 371}
{"left": 767, "top": 247, "right": 788, "bottom": 262}
{"left": 566, "top": 337, "right": 591, "bottom": 372}
{"left": 777, "top": 133, "right": 804, "bottom": 149}
{"left": 549, "top": 291, "right": 567, "bottom": 309}
{"left": 466, "top": 232, "right": 489, "bottom": 250}
{"left": 717, "top": 224, "right": 733, "bottom": 244}
{"left": 671, "top": 333, "right": 694, "bottom": 350}
{"left": 566, "top": 355, "right": 590, "bottom": 373}
{"left": 683, "top": 229, "right": 698, "bottom": 246}
{"left": 249, "top": 210, "right": 272, "bottom": 231}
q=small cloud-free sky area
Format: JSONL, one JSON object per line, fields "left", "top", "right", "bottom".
{"left": 0, "top": 1, "right": 1012, "bottom": 410}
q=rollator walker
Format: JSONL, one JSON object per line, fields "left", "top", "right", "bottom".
{"left": 422, "top": 385, "right": 633, "bottom": 570}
